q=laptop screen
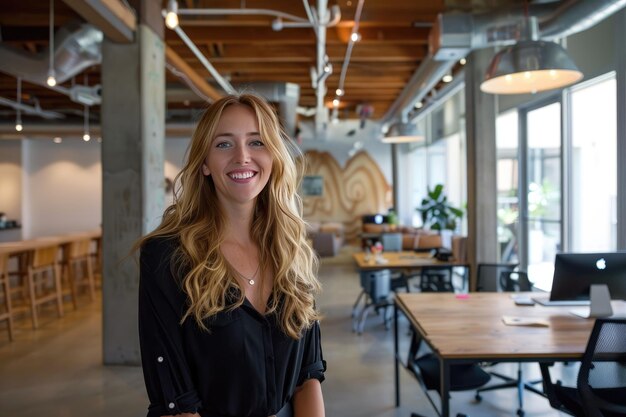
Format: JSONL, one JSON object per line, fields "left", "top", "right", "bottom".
{"left": 550, "top": 252, "right": 626, "bottom": 301}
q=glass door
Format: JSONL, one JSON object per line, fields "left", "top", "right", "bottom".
{"left": 523, "top": 102, "right": 562, "bottom": 291}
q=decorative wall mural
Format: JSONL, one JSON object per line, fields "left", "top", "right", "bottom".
{"left": 302, "top": 150, "right": 392, "bottom": 243}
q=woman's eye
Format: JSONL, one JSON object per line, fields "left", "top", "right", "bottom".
{"left": 249, "top": 139, "right": 264, "bottom": 147}
{"left": 215, "top": 141, "right": 232, "bottom": 149}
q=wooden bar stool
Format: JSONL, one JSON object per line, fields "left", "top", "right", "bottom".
{"left": 61, "top": 238, "right": 96, "bottom": 309}
{"left": 27, "top": 244, "right": 64, "bottom": 328}
{"left": 91, "top": 236, "right": 102, "bottom": 288}
{"left": 0, "top": 253, "right": 14, "bottom": 341}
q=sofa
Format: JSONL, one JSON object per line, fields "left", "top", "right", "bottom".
{"left": 307, "top": 221, "right": 345, "bottom": 257}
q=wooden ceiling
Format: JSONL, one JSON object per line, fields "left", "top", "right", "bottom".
{"left": 0, "top": 0, "right": 527, "bottom": 127}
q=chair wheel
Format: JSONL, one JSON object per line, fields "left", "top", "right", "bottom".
{"left": 517, "top": 410, "right": 524, "bottom": 417}
{"left": 475, "top": 393, "right": 482, "bottom": 402}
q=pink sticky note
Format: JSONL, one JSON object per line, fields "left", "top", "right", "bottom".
{"left": 455, "top": 293, "right": 469, "bottom": 299}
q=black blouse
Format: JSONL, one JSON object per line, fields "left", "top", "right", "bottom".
{"left": 138, "top": 237, "right": 326, "bottom": 417}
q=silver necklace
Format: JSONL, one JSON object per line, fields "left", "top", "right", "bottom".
{"left": 236, "top": 263, "right": 261, "bottom": 286}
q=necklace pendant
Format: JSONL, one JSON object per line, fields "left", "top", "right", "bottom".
{"left": 248, "top": 279, "right": 255, "bottom": 285}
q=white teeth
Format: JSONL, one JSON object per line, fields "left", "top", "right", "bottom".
{"left": 229, "top": 171, "right": 255, "bottom": 180}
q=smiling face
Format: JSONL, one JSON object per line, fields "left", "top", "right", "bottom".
{"left": 202, "top": 104, "right": 273, "bottom": 210}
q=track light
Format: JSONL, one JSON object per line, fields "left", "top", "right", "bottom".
{"left": 165, "top": 0, "right": 179, "bottom": 29}
{"left": 350, "top": 32, "right": 360, "bottom": 42}
{"left": 332, "top": 98, "right": 340, "bottom": 107}
{"left": 414, "top": 101, "right": 423, "bottom": 109}
{"left": 47, "top": 0, "right": 57, "bottom": 87}
{"left": 53, "top": 137, "right": 62, "bottom": 144}
{"left": 336, "top": 88, "right": 344, "bottom": 96}
{"left": 442, "top": 72, "right": 453, "bottom": 83}
{"left": 460, "top": 58, "right": 467, "bottom": 65}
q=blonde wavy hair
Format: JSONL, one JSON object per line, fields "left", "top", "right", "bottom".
{"left": 138, "top": 93, "right": 320, "bottom": 339}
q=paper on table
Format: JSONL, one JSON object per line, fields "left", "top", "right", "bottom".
{"left": 502, "top": 315, "right": 550, "bottom": 327}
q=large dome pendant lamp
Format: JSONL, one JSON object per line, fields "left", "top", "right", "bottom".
{"left": 480, "top": 16, "right": 583, "bottom": 95}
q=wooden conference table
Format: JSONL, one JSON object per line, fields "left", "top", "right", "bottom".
{"left": 393, "top": 292, "right": 626, "bottom": 417}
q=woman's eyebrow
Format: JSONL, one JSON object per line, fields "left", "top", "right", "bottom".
{"left": 213, "top": 131, "right": 261, "bottom": 138}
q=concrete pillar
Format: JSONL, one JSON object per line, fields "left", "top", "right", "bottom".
{"left": 101, "top": 1, "right": 165, "bottom": 365}
{"left": 464, "top": 48, "right": 498, "bottom": 289}
{"left": 616, "top": 9, "right": 626, "bottom": 250}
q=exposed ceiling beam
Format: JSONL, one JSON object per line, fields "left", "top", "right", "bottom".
{"left": 165, "top": 45, "right": 224, "bottom": 102}
{"left": 62, "top": 0, "right": 136, "bottom": 43}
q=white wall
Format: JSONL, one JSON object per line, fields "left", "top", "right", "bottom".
{"left": 0, "top": 140, "right": 22, "bottom": 221}
{"left": 11, "top": 138, "right": 191, "bottom": 239}
{"left": 22, "top": 138, "right": 102, "bottom": 238}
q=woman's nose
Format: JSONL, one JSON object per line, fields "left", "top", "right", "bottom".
{"left": 235, "top": 145, "right": 250, "bottom": 164}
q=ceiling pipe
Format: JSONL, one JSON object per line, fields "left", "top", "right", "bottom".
{"left": 175, "top": 6, "right": 341, "bottom": 31}
{"left": 382, "top": 0, "right": 626, "bottom": 125}
{"left": 314, "top": 0, "right": 330, "bottom": 137}
{"left": 0, "top": 97, "right": 65, "bottom": 119}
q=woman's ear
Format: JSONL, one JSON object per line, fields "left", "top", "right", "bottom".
{"left": 201, "top": 164, "right": 210, "bottom": 176}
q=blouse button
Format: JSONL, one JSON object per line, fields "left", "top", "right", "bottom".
{"left": 168, "top": 402, "right": 175, "bottom": 409}
{"left": 157, "top": 356, "right": 164, "bottom": 363}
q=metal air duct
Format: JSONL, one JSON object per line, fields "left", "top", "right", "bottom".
{"left": 0, "top": 22, "right": 103, "bottom": 106}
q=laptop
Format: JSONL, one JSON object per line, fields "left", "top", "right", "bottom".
{"left": 531, "top": 252, "right": 626, "bottom": 307}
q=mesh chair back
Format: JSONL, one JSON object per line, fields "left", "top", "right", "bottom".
{"left": 420, "top": 267, "right": 454, "bottom": 292}
{"left": 578, "top": 318, "right": 626, "bottom": 417}
{"left": 475, "top": 263, "right": 519, "bottom": 292}
{"left": 381, "top": 233, "right": 403, "bottom": 252}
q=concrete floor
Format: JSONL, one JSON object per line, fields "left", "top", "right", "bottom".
{"left": 0, "top": 248, "right": 573, "bottom": 417}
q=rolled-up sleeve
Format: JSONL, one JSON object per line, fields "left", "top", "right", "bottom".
{"left": 139, "top": 239, "right": 202, "bottom": 416}
{"left": 297, "top": 320, "right": 326, "bottom": 386}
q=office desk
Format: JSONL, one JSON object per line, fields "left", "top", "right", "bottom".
{"left": 393, "top": 292, "right": 626, "bottom": 417}
{"left": 353, "top": 251, "right": 467, "bottom": 270}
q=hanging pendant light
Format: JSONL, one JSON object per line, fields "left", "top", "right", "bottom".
{"left": 165, "top": 0, "right": 179, "bottom": 29}
{"left": 83, "top": 73, "right": 90, "bottom": 141}
{"left": 480, "top": 16, "right": 583, "bottom": 95}
{"left": 46, "top": 0, "right": 57, "bottom": 87}
{"left": 382, "top": 122, "right": 425, "bottom": 144}
{"left": 15, "top": 77, "right": 23, "bottom": 132}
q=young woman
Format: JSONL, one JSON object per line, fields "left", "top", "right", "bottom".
{"left": 137, "top": 94, "right": 325, "bottom": 417}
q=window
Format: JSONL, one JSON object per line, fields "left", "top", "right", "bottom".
{"left": 526, "top": 102, "right": 562, "bottom": 290}
{"left": 496, "top": 110, "right": 519, "bottom": 263}
{"left": 570, "top": 74, "right": 617, "bottom": 251}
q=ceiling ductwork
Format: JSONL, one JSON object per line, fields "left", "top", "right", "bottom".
{"left": 0, "top": 21, "right": 103, "bottom": 106}
{"left": 382, "top": 0, "right": 626, "bottom": 125}
{"left": 234, "top": 82, "right": 300, "bottom": 139}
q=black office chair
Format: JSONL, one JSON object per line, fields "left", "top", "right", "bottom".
{"left": 407, "top": 329, "right": 490, "bottom": 417}
{"left": 474, "top": 263, "right": 543, "bottom": 417}
{"left": 419, "top": 266, "right": 455, "bottom": 292}
{"left": 540, "top": 318, "right": 626, "bottom": 417}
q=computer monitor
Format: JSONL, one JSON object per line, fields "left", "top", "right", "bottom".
{"left": 549, "top": 252, "right": 626, "bottom": 301}
{"left": 362, "top": 214, "right": 389, "bottom": 225}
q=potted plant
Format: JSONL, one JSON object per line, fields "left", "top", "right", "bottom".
{"left": 416, "top": 184, "right": 464, "bottom": 232}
